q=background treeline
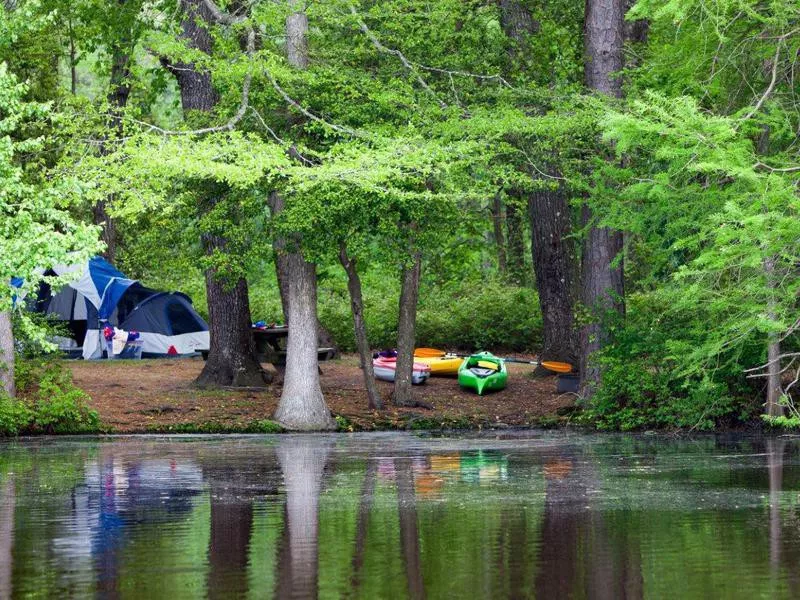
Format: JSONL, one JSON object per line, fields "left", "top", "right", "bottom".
{"left": 1, "top": 0, "right": 798, "bottom": 430}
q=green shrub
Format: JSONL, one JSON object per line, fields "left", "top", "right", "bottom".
{"left": 0, "top": 395, "right": 33, "bottom": 436}
{"left": 1, "top": 359, "right": 100, "bottom": 435}
{"left": 579, "top": 293, "right": 755, "bottom": 430}
{"left": 32, "top": 364, "right": 99, "bottom": 433}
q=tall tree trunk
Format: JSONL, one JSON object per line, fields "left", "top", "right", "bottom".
{"left": 529, "top": 185, "right": 578, "bottom": 364}
{"left": 500, "top": 0, "right": 578, "bottom": 365}
{"left": 393, "top": 252, "right": 424, "bottom": 408}
{"left": 196, "top": 233, "right": 268, "bottom": 387}
{"left": 757, "top": 127, "right": 783, "bottom": 418}
{"left": 491, "top": 194, "right": 507, "bottom": 274}
{"left": 95, "top": 4, "right": 133, "bottom": 263}
{"left": 505, "top": 197, "right": 527, "bottom": 286}
{"left": 0, "top": 311, "right": 13, "bottom": 398}
{"left": 395, "top": 457, "right": 426, "bottom": 600}
{"left": 271, "top": 4, "right": 335, "bottom": 429}
{"left": 339, "top": 243, "right": 383, "bottom": 410}
{"left": 166, "top": 0, "right": 265, "bottom": 387}
{"left": 273, "top": 254, "right": 335, "bottom": 429}
{"left": 580, "top": 0, "right": 626, "bottom": 396}
{"left": 764, "top": 262, "right": 784, "bottom": 417}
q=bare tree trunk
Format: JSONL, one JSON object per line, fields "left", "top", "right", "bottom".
{"left": 764, "top": 257, "right": 784, "bottom": 417}
{"left": 276, "top": 437, "right": 332, "bottom": 599}
{"left": 165, "top": 0, "right": 264, "bottom": 387}
{"left": 395, "top": 457, "right": 426, "bottom": 600}
{"left": 271, "top": 4, "right": 335, "bottom": 430}
{"left": 491, "top": 194, "right": 507, "bottom": 274}
{"left": 505, "top": 197, "right": 527, "bottom": 286}
{"left": 68, "top": 19, "right": 77, "bottom": 95}
{"left": 0, "top": 311, "right": 14, "bottom": 398}
{"left": 499, "top": 0, "right": 578, "bottom": 365}
{"left": 339, "top": 243, "right": 383, "bottom": 410}
{"left": 393, "top": 252, "right": 425, "bottom": 408}
{"left": 529, "top": 185, "right": 579, "bottom": 365}
{"left": 197, "top": 234, "right": 268, "bottom": 387}
{"left": 273, "top": 255, "right": 335, "bottom": 429}
{"left": 95, "top": 1, "right": 134, "bottom": 263}
{"left": 579, "top": 0, "right": 626, "bottom": 397}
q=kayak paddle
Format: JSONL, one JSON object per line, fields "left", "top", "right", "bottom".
{"left": 414, "top": 348, "right": 573, "bottom": 373}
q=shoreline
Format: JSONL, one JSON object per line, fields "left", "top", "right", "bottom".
{"left": 60, "top": 355, "right": 576, "bottom": 434}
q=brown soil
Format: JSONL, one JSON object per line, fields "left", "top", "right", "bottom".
{"left": 67, "top": 355, "right": 577, "bottom": 433}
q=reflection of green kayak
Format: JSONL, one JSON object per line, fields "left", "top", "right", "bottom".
{"left": 457, "top": 352, "right": 507, "bottom": 395}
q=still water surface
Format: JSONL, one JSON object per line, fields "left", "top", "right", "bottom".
{"left": 0, "top": 431, "right": 799, "bottom": 599}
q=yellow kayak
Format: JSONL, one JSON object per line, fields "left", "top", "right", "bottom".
{"left": 414, "top": 355, "right": 462, "bottom": 376}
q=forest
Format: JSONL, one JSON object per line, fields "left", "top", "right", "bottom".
{"left": 0, "top": 0, "right": 799, "bottom": 431}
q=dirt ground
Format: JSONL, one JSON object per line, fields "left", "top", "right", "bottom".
{"left": 66, "top": 355, "right": 577, "bottom": 433}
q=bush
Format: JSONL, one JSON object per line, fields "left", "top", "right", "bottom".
{"left": 578, "top": 293, "right": 756, "bottom": 430}
{"left": 0, "top": 359, "right": 99, "bottom": 436}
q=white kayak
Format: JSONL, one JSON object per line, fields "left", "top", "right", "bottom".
{"left": 373, "top": 356, "right": 431, "bottom": 385}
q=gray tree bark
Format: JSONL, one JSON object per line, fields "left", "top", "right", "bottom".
{"left": 579, "top": 0, "right": 626, "bottom": 396}
{"left": 271, "top": 3, "right": 335, "bottom": 430}
{"left": 392, "top": 252, "right": 425, "bottom": 407}
{"left": 339, "top": 243, "right": 383, "bottom": 410}
{"left": 0, "top": 311, "right": 14, "bottom": 398}
{"left": 273, "top": 254, "right": 335, "bottom": 429}
{"left": 764, "top": 258, "right": 784, "bottom": 417}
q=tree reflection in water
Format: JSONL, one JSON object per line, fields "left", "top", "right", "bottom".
{"left": 2, "top": 435, "right": 800, "bottom": 598}
{"left": 276, "top": 436, "right": 332, "bottom": 599}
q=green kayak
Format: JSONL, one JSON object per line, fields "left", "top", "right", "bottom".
{"left": 457, "top": 352, "right": 508, "bottom": 395}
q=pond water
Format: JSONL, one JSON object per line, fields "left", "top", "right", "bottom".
{"left": 0, "top": 431, "right": 799, "bottom": 599}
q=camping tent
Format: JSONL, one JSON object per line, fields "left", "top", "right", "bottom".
{"left": 34, "top": 257, "right": 209, "bottom": 359}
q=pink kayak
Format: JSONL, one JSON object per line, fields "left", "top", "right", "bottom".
{"left": 373, "top": 356, "right": 431, "bottom": 385}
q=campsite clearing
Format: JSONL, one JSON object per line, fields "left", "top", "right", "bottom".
{"left": 66, "top": 355, "right": 575, "bottom": 432}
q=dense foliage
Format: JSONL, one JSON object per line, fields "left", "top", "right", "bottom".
{"left": 0, "top": 0, "right": 798, "bottom": 429}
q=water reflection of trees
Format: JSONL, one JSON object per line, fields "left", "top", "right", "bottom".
{"left": 3, "top": 436, "right": 800, "bottom": 598}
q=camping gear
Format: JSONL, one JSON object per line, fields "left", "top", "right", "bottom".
{"left": 29, "top": 257, "right": 209, "bottom": 359}
{"left": 413, "top": 353, "right": 462, "bottom": 376}
{"left": 373, "top": 356, "right": 431, "bottom": 385}
{"left": 457, "top": 352, "right": 508, "bottom": 395}
{"left": 418, "top": 347, "right": 573, "bottom": 374}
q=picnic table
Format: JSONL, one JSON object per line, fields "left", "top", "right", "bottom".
{"left": 201, "top": 325, "right": 336, "bottom": 368}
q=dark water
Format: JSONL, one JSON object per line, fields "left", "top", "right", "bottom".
{"left": 1, "top": 432, "right": 799, "bottom": 599}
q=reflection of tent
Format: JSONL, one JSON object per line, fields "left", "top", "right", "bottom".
{"left": 33, "top": 257, "right": 209, "bottom": 359}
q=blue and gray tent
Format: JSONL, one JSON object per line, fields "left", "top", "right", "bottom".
{"left": 32, "top": 257, "right": 209, "bottom": 359}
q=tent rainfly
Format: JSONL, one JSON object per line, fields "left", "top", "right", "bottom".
{"left": 31, "top": 257, "right": 209, "bottom": 359}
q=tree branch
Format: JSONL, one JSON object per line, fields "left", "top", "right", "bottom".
{"left": 201, "top": 0, "right": 246, "bottom": 25}
{"left": 348, "top": 5, "right": 448, "bottom": 109}
{"left": 131, "top": 29, "right": 255, "bottom": 136}
{"left": 740, "top": 42, "right": 782, "bottom": 121}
